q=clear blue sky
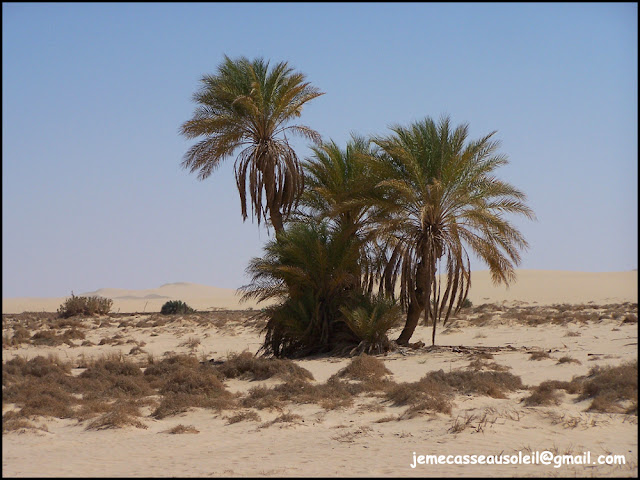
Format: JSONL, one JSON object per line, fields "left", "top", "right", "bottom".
{"left": 2, "top": 2, "right": 637, "bottom": 298}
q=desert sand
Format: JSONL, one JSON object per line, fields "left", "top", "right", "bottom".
{"left": 2, "top": 270, "right": 638, "bottom": 477}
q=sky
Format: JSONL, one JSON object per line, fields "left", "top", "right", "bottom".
{"left": 2, "top": 2, "right": 638, "bottom": 298}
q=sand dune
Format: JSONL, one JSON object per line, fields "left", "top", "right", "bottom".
{"left": 2, "top": 270, "right": 637, "bottom": 315}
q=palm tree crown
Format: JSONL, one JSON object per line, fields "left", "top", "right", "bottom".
{"left": 180, "top": 55, "right": 324, "bottom": 232}
{"left": 371, "top": 115, "right": 535, "bottom": 345}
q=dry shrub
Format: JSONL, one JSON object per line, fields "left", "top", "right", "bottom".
{"left": 74, "top": 399, "right": 113, "bottom": 421}
{"left": 152, "top": 392, "right": 235, "bottom": 419}
{"left": 3, "top": 355, "right": 71, "bottom": 381}
{"left": 262, "top": 412, "right": 302, "bottom": 427}
{"left": 523, "top": 381, "right": 565, "bottom": 406}
{"left": 216, "top": 351, "right": 314, "bottom": 382}
{"left": 166, "top": 424, "right": 199, "bottom": 434}
{"left": 78, "top": 354, "right": 152, "bottom": 399}
{"left": 178, "top": 336, "right": 201, "bottom": 350}
{"left": 425, "top": 369, "right": 523, "bottom": 399}
{"left": 580, "top": 361, "right": 637, "bottom": 414}
{"left": 160, "top": 366, "right": 227, "bottom": 396}
{"left": 2, "top": 411, "right": 48, "bottom": 433}
{"left": 226, "top": 410, "right": 261, "bottom": 424}
{"left": 241, "top": 386, "right": 285, "bottom": 411}
{"left": 85, "top": 401, "right": 147, "bottom": 430}
{"left": 3, "top": 326, "right": 31, "bottom": 346}
{"left": 151, "top": 363, "right": 236, "bottom": 419}
{"left": 398, "top": 397, "right": 452, "bottom": 419}
{"left": 30, "top": 329, "right": 69, "bottom": 347}
{"left": 332, "top": 354, "right": 391, "bottom": 381}
{"left": 386, "top": 368, "right": 522, "bottom": 407}
{"left": 81, "top": 353, "right": 143, "bottom": 378}
{"left": 557, "top": 356, "right": 581, "bottom": 365}
{"left": 143, "top": 354, "right": 222, "bottom": 388}
{"left": 6, "top": 379, "right": 77, "bottom": 418}
{"left": 622, "top": 314, "right": 638, "bottom": 324}
{"left": 241, "top": 377, "right": 360, "bottom": 411}
{"left": 467, "top": 358, "right": 510, "bottom": 372}
{"left": 528, "top": 350, "right": 551, "bottom": 361}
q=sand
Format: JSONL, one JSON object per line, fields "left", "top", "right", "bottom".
{"left": 2, "top": 270, "right": 638, "bottom": 477}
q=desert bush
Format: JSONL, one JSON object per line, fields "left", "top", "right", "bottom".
{"left": 557, "top": 356, "right": 581, "bottom": 365}
{"left": 85, "top": 401, "right": 147, "bottom": 430}
{"left": 160, "top": 300, "right": 195, "bottom": 315}
{"left": 5, "top": 378, "right": 77, "bottom": 418}
{"left": 2, "top": 411, "right": 48, "bottom": 433}
{"left": 528, "top": 350, "right": 551, "bottom": 361}
{"left": 216, "top": 351, "right": 314, "bottom": 382}
{"left": 523, "top": 381, "right": 565, "bottom": 406}
{"left": 461, "top": 298, "right": 473, "bottom": 309}
{"left": 57, "top": 293, "right": 112, "bottom": 318}
{"left": 152, "top": 391, "right": 236, "bottom": 419}
{"left": 226, "top": 410, "right": 261, "bottom": 424}
{"left": 386, "top": 368, "right": 523, "bottom": 407}
{"left": 166, "top": 424, "right": 200, "bottom": 434}
{"left": 3, "top": 326, "right": 31, "bottom": 346}
{"left": 332, "top": 354, "right": 391, "bottom": 381}
{"left": 399, "top": 397, "right": 452, "bottom": 419}
{"left": 579, "top": 361, "right": 637, "bottom": 414}
{"left": 241, "top": 385, "right": 286, "bottom": 411}
{"left": 427, "top": 369, "right": 523, "bottom": 398}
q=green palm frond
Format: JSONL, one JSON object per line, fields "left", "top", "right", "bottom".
{"left": 369, "top": 115, "right": 535, "bottom": 345}
{"left": 180, "top": 55, "right": 324, "bottom": 231}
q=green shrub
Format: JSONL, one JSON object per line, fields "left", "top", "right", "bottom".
{"left": 57, "top": 293, "right": 113, "bottom": 318}
{"left": 341, "top": 296, "right": 401, "bottom": 355}
{"left": 461, "top": 298, "right": 473, "bottom": 309}
{"left": 160, "top": 300, "right": 195, "bottom": 315}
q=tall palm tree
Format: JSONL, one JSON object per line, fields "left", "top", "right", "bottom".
{"left": 180, "top": 55, "right": 324, "bottom": 232}
{"left": 370, "top": 116, "right": 535, "bottom": 345}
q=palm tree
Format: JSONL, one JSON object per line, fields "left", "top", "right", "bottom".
{"left": 179, "top": 55, "right": 324, "bottom": 233}
{"left": 240, "top": 221, "right": 363, "bottom": 357}
{"left": 299, "top": 135, "right": 386, "bottom": 293}
{"left": 370, "top": 116, "right": 535, "bottom": 345}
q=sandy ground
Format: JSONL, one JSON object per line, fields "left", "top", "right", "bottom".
{"left": 2, "top": 270, "right": 638, "bottom": 477}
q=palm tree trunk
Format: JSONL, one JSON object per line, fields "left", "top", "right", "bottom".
{"left": 270, "top": 208, "right": 285, "bottom": 233}
{"left": 396, "top": 261, "right": 427, "bottom": 345}
{"left": 396, "top": 295, "right": 424, "bottom": 345}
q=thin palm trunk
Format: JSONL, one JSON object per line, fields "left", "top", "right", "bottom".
{"left": 396, "top": 260, "right": 427, "bottom": 345}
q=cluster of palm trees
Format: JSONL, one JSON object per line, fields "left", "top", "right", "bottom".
{"left": 180, "top": 55, "right": 535, "bottom": 358}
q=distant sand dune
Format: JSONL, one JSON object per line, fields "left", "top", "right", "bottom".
{"left": 2, "top": 270, "right": 636, "bottom": 314}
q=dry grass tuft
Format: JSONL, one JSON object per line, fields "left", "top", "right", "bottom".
{"left": 178, "top": 336, "right": 201, "bottom": 350}
{"left": 226, "top": 410, "right": 261, "bottom": 424}
{"left": 523, "top": 381, "right": 567, "bottom": 406}
{"left": 2, "top": 411, "right": 48, "bottom": 433}
{"left": 262, "top": 412, "right": 302, "bottom": 428}
{"left": 580, "top": 361, "right": 637, "bottom": 414}
{"left": 166, "top": 424, "right": 200, "bottom": 434}
{"left": 556, "top": 356, "right": 581, "bottom": 365}
{"left": 85, "top": 401, "right": 147, "bottom": 430}
{"left": 332, "top": 354, "right": 391, "bottom": 381}
{"left": 528, "top": 350, "right": 552, "bottom": 361}
{"left": 426, "top": 369, "right": 523, "bottom": 399}
{"left": 216, "top": 351, "right": 314, "bottom": 382}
